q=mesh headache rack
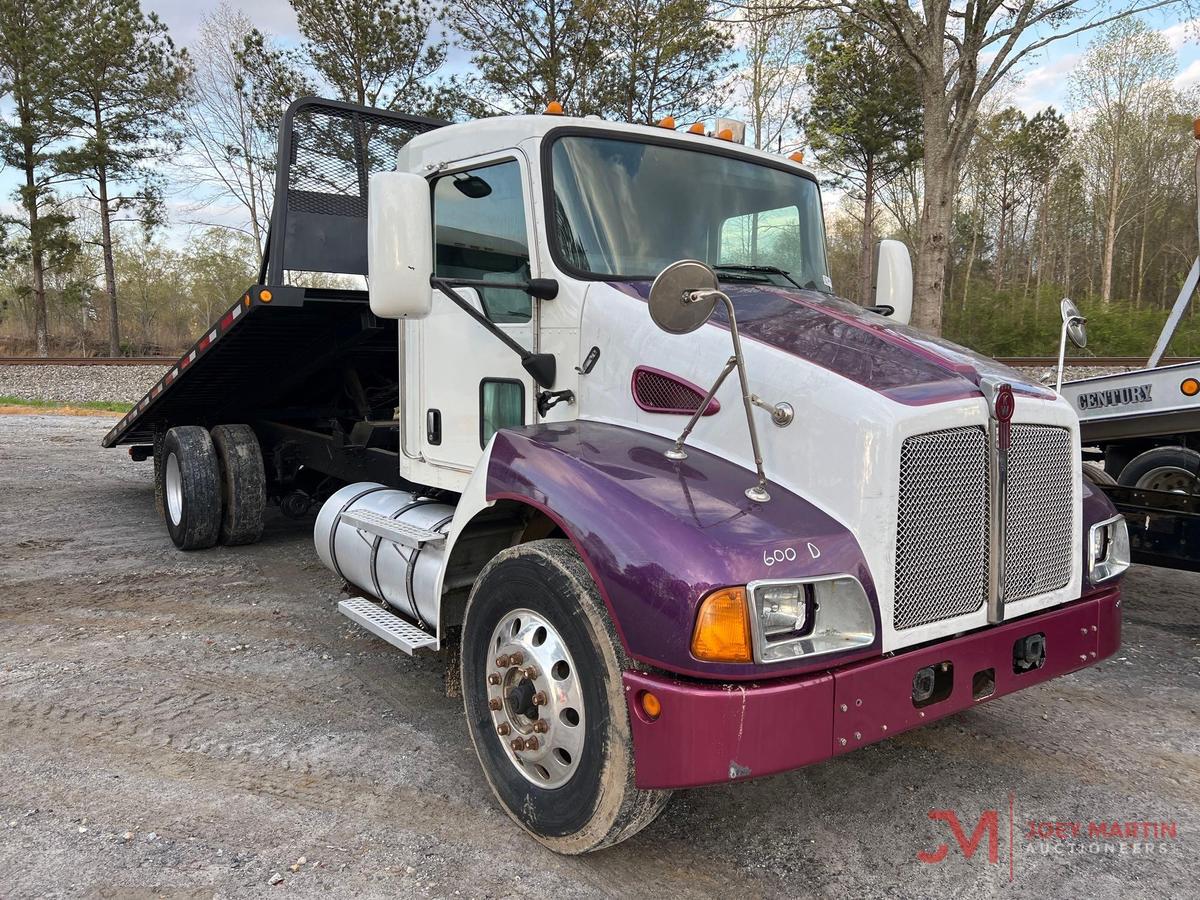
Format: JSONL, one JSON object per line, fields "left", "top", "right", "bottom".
{"left": 103, "top": 98, "right": 447, "bottom": 450}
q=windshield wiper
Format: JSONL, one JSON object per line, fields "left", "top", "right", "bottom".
{"left": 713, "top": 264, "right": 802, "bottom": 289}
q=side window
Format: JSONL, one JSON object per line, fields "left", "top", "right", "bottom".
{"left": 480, "top": 379, "right": 524, "bottom": 447}
{"left": 718, "top": 205, "right": 802, "bottom": 272}
{"left": 433, "top": 159, "right": 531, "bottom": 323}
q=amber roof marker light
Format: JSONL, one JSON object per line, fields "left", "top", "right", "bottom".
{"left": 545, "top": 101, "right": 564, "bottom": 116}
{"left": 1182, "top": 377, "right": 1199, "bottom": 397}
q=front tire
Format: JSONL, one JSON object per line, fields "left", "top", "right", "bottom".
{"left": 461, "top": 540, "right": 672, "bottom": 853}
{"left": 159, "top": 426, "right": 221, "bottom": 550}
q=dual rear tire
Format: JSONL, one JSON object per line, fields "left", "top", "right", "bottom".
{"left": 157, "top": 424, "right": 265, "bottom": 550}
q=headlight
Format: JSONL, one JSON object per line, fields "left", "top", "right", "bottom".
{"left": 747, "top": 576, "right": 875, "bottom": 663}
{"left": 1089, "top": 515, "right": 1130, "bottom": 583}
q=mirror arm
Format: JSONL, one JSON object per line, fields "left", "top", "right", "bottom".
{"left": 433, "top": 276, "right": 559, "bottom": 300}
{"left": 431, "top": 276, "right": 556, "bottom": 388}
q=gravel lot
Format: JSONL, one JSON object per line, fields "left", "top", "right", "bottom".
{"left": 1, "top": 413, "right": 1197, "bottom": 899}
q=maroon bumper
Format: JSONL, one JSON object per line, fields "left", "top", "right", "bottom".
{"left": 623, "top": 588, "right": 1121, "bottom": 790}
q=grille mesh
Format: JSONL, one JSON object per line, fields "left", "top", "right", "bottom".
{"left": 633, "top": 367, "right": 715, "bottom": 415}
{"left": 893, "top": 423, "right": 1074, "bottom": 631}
{"left": 894, "top": 427, "right": 990, "bottom": 631}
{"left": 1006, "top": 425, "right": 1073, "bottom": 600}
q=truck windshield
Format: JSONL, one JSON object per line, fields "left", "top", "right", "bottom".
{"left": 548, "top": 134, "right": 831, "bottom": 292}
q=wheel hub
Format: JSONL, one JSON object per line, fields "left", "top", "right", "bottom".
{"left": 486, "top": 609, "right": 585, "bottom": 788}
{"left": 1135, "top": 465, "right": 1200, "bottom": 494}
{"left": 164, "top": 452, "right": 183, "bottom": 526}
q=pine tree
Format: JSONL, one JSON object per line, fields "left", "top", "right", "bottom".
{"left": 56, "top": 0, "right": 189, "bottom": 356}
{"left": 0, "top": 0, "right": 72, "bottom": 355}
{"left": 802, "top": 27, "right": 922, "bottom": 304}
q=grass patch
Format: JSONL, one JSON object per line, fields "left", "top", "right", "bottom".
{"left": 0, "top": 395, "right": 132, "bottom": 413}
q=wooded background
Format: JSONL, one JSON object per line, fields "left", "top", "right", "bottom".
{"left": 1, "top": 0, "right": 1197, "bottom": 358}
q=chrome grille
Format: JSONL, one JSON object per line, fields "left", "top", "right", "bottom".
{"left": 894, "top": 423, "right": 1074, "bottom": 631}
{"left": 1005, "top": 425, "right": 1073, "bottom": 600}
{"left": 894, "top": 427, "right": 989, "bottom": 630}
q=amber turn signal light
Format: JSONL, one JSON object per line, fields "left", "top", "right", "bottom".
{"left": 691, "top": 587, "right": 752, "bottom": 663}
{"left": 639, "top": 691, "right": 662, "bottom": 720}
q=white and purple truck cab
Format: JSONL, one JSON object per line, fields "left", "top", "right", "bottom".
{"left": 317, "top": 112, "right": 1129, "bottom": 853}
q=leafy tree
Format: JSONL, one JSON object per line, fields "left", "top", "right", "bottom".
{"left": 289, "top": 0, "right": 449, "bottom": 115}
{"left": 56, "top": 0, "right": 190, "bottom": 355}
{"left": 455, "top": 0, "right": 613, "bottom": 114}
{"left": 605, "top": 0, "right": 732, "bottom": 123}
{"left": 0, "top": 0, "right": 72, "bottom": 355}
{"left": 801, "top": 26, "right": 922, "bottom": 304}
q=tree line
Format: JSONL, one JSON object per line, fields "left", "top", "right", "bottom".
{"left": 1, "top": 0, "right": 1195, "bottom": 358}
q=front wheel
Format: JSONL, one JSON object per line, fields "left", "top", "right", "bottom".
{"left": 460, "top": 540, "right": 672, "bottom": 853}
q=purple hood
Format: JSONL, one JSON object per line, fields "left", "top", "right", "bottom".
{"left": 612, "top": 281, "right": 1055, "bottom": 407}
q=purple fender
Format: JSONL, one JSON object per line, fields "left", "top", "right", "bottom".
{"left": 485, "top": 420, "right": 881, "bottom": 680}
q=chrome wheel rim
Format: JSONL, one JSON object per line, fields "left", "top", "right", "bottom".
{"left": 486, "top": 608, "right": 585, "bottom": 789}
{"left": 1135, "top": 465, "right": 1200, "bottom": 494}
{"left": 165, "top": 452, "right": 184, "bottom": 525}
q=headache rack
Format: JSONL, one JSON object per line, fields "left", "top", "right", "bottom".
{"left": 102, "top": 98, "right": 446, "bottom": 455}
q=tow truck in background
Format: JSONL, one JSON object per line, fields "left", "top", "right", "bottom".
{"left": 102, "top": 98, "right": 1127, "bottom": 853}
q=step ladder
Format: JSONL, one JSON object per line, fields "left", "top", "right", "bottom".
{"left": 338, "top": 508, "right": 447, "bottom": 549}
{"left": 338, "top": 598, "right": 438, "bottom": 654}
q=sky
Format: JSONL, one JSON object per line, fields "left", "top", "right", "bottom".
{"left": 3, "top": 1, "right": 1200, "bottom": 248}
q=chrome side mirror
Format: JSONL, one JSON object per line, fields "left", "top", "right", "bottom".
{"left": 1056, "top": 298, "right": 1087, "bottom": 392}
{"left": 647, "top": 260, "right": 790, "bottom": 503}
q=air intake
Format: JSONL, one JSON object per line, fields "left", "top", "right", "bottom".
{"left": 632, "top": 366, "right": 720, "bottom": 416}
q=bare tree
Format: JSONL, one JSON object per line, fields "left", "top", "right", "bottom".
{"left": 178, "top": 4, "right": 276, "bottom": 268}
{"left": 726, "top": 0, "right": 1189, "bottom": 334}
{"left": 734, "top": 0, "right": 808, "bottom": 150}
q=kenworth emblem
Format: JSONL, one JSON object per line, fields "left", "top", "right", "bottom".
{"left": 980, "top": 379, "right": 1013, "bottom": 624}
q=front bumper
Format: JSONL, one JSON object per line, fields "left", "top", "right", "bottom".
{"left": 623, "top": 587, "right": 1121, "bottom": 789}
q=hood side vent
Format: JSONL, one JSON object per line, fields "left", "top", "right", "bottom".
{"left": 632, "top": 366, "right": 721, "bottom": 416}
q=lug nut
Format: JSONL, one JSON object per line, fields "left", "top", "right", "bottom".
{"left": 496, "top": 723, "right": 510, "bottom": 736}
{"left": 532, "top": 691, "right": 547, "bottom": 706}
{"left": 487, "top": 673, "right": 501, "bottom": 685}
{"left": 524, "top": 736, "right": 540, "bottom": 751}
{"left": 521, "top": 667, "right": 538, "bottom": 680}
{"left": 511, "top": 738, "right": 524, "bottom": 752}
{"left": 533, "top": 720, "right": 549, "bottom": 734}
{"left": 488, "top": 698, "right": 503, "bottom": 711}
{"left": 496, "top": 654, "right": 511, "bottom": 667}
{"left": 510, "top": 651, "right": 524, "bottom": 665}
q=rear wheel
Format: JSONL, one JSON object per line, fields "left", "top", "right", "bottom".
{"left": 461, "top": 540, "right": 672, "bottom": 854}
{"left": 211, "top": 424, "right": 266, "bottom": 545}
{"left": 1118, "top": 445, "right": 1200, "bottom": 494}
{"left": 159, "top": 426, "right": 221, "bottom": 550}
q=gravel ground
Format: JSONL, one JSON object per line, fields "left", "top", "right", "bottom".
{"left": 0, "top": 365, "right": 166, "bottom": 405}
{"left": 1, "top": 413, "right": 1198, "bottom": 899}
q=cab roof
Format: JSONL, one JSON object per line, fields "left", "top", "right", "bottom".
{"left": 396, "top": 113, "right": 815, "bottom": 177}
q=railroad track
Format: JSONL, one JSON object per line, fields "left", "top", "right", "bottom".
{"left": 3, "top": 355, "right": 1196, "bottom": 368}
{"left": 0, "top": 356, "right": 175, "bottom": 366}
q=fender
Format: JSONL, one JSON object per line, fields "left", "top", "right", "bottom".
{"left": 449, "top": 418, "right": 881, "bottom": 680}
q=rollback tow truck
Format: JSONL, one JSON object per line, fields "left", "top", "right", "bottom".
{"left": 103, "top": 98, "right": 1127, "bottom": 853}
